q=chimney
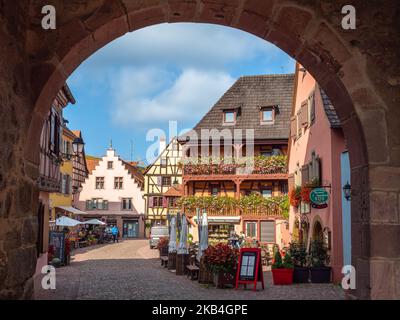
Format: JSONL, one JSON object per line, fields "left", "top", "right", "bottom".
{"left": 159, "top": 136, "right": 166, "bottom": 156}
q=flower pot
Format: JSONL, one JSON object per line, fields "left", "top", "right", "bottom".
{"left": 213, "top": 270, "right": 236, "bottom": 289}
{"left": 293, "top": 267, "right": 310, "bottom": 283}
{"left": 310, "top": 266, "right": 331, "bottom": 283}
{"left": 271, "top": 268, "right": 294, "bottom": 285}
{"left": 176, "top": 253, "right": 189, "bottom": 275}
{"left": 168, "top": 252, "right": 177, "bottom": 270}
{"left": 198, "top": 257, "right": 214, "bottom": 284}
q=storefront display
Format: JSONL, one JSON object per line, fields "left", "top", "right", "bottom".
{"left": 208, "top": 224, "right": 235, "bottom": 245}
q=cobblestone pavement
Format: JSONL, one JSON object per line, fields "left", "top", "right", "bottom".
{"left": 35, "top": 240, "right": 344, "bottom": 300}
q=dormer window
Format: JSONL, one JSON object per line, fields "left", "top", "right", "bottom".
{"left": 223, "top": 110, "right": 236, "bottom": 124}
{"left": 260, "top": 107, "right": 274, "bottom": 124}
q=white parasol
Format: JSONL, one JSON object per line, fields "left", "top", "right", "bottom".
{"left": 177, "top": 215, "right": 188, "bottom": 254}
{"left": 83, "top": 219, "right": 106, "bottom": 225}
{"left": 197, "top": 210, "right": 208, "bottom": 261}
{"left": 54, "top": 216, "right": 82, "bottom": 227}
{"left": 169, "top": 216, "right": 177, "bottom": 253}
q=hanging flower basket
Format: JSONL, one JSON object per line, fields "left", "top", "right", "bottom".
{"left": 300, "top": 187, "right": 312, "bottom": 203}
{"left": 289, "top": 187, "right": 302, "bottom": 208}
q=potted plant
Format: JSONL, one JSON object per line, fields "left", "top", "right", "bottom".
{"left": 288, "top": 186, "right": 302, "bottom": 208}
{"left": 271, "top": 250, "right": 294, "bottom": 285}
{"left": 309, "top": 240, "right": 331, "bottom": 283}
{"left": 288, "top": 241, "right": 309, "bottom": 283}
{"left": 203, "top": 243, "right": 239, "bottom": 288}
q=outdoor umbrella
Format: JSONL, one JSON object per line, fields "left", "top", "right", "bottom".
{"left": 54, "top": 216, "right": 82, "bottom": 227}
{"left": 197, "top": 210, "right": 208, "bottom": 261}
{"left": 83, "top": 219, "right": 106, "bottom": 225}
{"left": 196, "top": 208, "right": 202, "bottom": 245}
{"left": 168, "top": 216, "right": 177, "bottom": 253}
{"left": 177, "top": 215, "right": 188, "bottom": 254}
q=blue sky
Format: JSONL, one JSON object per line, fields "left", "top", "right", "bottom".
{"left": 65, "top": 23, "right": 294, "bottom": 165}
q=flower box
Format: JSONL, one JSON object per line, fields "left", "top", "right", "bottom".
{"left": 271, "top": 268, "right": 294, "bottom": 285}
{"left": 310, "top": 266, "right": 331, "bottom": 283}
{"left": 293, "top": 267, "right": 310, "bottom": 283}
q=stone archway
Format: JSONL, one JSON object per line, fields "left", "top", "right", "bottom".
{"left": 0, "top": 1, "right": 399, "bottom": 299}
{"left": 312, "top": 218, "right": 323, "bottom": 243}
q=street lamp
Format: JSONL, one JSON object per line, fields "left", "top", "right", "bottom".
{"left": 343, "top": 182, "right": 351, "bottom": 201}
{"left": 72, "top": 137, "right": 85, "bottom": 154}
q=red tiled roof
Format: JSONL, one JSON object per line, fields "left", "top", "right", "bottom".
{"left": 164, "top": 184, "right": 183, "bottom": 197}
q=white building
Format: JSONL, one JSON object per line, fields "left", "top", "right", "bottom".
{"left": 76, "top": 147, "right": 145, "bottom": 238}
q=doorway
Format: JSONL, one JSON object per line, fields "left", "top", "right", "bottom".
{"left": 123, "top": 220, "right": 139, "bottom": 238}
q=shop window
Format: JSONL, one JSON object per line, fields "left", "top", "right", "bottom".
{"left": 210, "top": 185, "right": 220, "bottom": 196}
{"left": 245, "top": 222, "right": 257, "bottom": 238}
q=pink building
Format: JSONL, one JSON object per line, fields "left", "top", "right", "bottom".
{"left": 288, "top": 63, "right": 348, "bottom": 282}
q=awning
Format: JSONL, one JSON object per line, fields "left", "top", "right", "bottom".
{"left": 56, "top": 206, "right": 88, "bottom": 216}
{"left": 207, "top": 216, "right": 241, "bottom": 224}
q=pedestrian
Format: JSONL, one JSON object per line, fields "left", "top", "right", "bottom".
{"left": 111, "top": 225, "right": 119, "bottom": 243}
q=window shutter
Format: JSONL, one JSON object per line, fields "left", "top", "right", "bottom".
{"left": 163, "top": 197, "right": 168, "bottom": 208}
{"left": 301, "top": 165, "right": 309, "bottom": 185}
{"left": 288, "top": 174, "right": 295, "bottom": 191}
{"left": 290, "top": 117, "right": 297, "bottom": 139}
{"left": 315, "top": 157, "right": 322, "bottom": 184}
{"left": 301, "top": 102, "right": 309, "bottom": 126}
{"left": 148, "top": 196, "right": 154, "bottom": 208}
{"left": 310, "top": 91, "right": 315, "bottom": 122}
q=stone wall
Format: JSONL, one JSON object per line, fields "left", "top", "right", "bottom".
{"left": 0, "top": 0, "right": 399, "bottom": 299}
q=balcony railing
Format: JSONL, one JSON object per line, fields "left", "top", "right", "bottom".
{"left": 182, "top": 155, "right": 288, "bottom": 176}
{"left": 178, "top": 195, "right": 288, "bottom": 218}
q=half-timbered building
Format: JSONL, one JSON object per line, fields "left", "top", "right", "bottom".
{"left": 143, "top": 137, "right": 183, "bottom": 227}
{"left": 178, "top": 75, "right": 294, "bottom": 247}
{"left": 36, "top": 84, "right": 75, "bottom": 277}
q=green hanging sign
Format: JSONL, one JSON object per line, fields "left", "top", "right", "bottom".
{"left": 310, "top": 188, "right": 329, "bottom": 205}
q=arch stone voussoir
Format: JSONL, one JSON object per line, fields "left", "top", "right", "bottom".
{"left": 0, "top": 0, "right": 398, "bottom": 299}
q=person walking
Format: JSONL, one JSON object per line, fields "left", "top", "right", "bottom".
{"left": 111, "top": 225, "right": 119, "bottom": 243}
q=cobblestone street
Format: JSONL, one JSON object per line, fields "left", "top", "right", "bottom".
{"left": 34, "top": 240, "right": 344, "bottom": 300}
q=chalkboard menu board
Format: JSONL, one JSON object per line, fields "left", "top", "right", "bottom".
{"left": 239, "top": 251, "right": 258, "bottom": 281}
{"left": 235, "top": 248, "right": 264, "bottom": 291}
{"left": 49, "top": 231, "right": 65, "bottom": 263}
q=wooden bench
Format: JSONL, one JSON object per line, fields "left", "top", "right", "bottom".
{"left": 160, "top": 256, "right": 169, "bottom": 268}
{"left": 186, "top": 265, "right": 200, "bottom": 280}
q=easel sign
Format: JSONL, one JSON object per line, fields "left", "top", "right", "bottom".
{"left": 235, "top": 248, "right": 264, "bottom": 291}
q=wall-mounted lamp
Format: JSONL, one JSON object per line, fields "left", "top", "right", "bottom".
{"left": 343, "top": 182, "right": 351, "bottom": 201}
{"left": 72, "top": 137, "right": 85, "bottom": 154}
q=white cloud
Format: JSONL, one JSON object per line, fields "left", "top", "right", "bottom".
{"left": 111, "top": 68, "right": 235, "bottom": 126}
{"left": 84, "top": 23, "right": 278, "bottom": 71}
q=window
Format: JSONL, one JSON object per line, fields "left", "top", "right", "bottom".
{"left": 223, "top": 110, "right": 235, "bottom": 124}
{"left": 122, "top": 198, "right": 133, "bottom": 210}
{"left": 160, "top": 157, "right": 167, "bottom": 168}
{"left": 62, "top": 174, "right": 71, "bottom": 195}
{"left": 114, "top": 177, "right": 123, "bottom": 189}
{"left": 86, "top": 199, "right": 108, "bottom": 210}
{"left": 95, "top": 177, "right": 104, "bottom": 189}
{"left": 107, "top": 161, "right": 113, "bottom": 169}
{"left": 162, "top": 176, "right": 171, "bottom": 187}
{"left": 211, "top": 186, "right": 219, "bottom": 196}
{"left": 261, "top": 107, "right": 274, "bottom": 123}
{"left": 168, "top": 197, "right": 177, "bottom": 208}
{"left": 245, "top": 222, "right": 257, "bottom": 238}
{"left": 151, "top": 196, "right": 164, "bottom": 208}
{"left": 261, "top": 189, "right": 272, "bottom": 198}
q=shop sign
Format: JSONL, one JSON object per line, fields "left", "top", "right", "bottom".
{"left": 235, "top": 248, "right": 264, "bottom": 291}
{"left": 310, "top": 188, "right": 329, "bottom": 206}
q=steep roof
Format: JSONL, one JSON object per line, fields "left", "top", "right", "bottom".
{"left": 180, "top": 74, "right": 294, "bottom": 141}
{"left": 85, "top": 156, "right": 100, "bottom": 175}
{"left": 121, "top": 160, "right": 144, "bottom": 185}
{"left": 320, "top": 88, "right": 341, "bottom": 128}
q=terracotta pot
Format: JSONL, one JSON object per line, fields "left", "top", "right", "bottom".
{"left": 271, "top": 268, "right": 294, "bottom": 285}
